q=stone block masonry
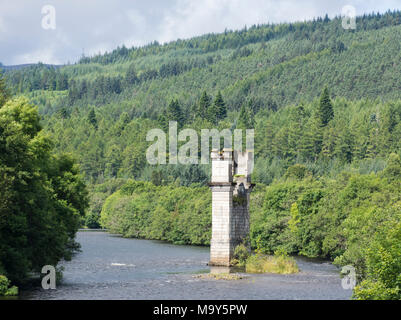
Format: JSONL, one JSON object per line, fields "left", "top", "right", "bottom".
{"left": 209, "top": 149, "right": 254, "bottom": 266}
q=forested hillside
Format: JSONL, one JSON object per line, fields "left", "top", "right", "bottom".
{"left": 2, "top": 11, "right": 401, "bottom": 189}
{"left": 1, "top": 10, "right": 401, "bottom": 299}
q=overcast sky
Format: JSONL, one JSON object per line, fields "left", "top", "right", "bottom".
{"left": 0, "top": 0, "right": 400, "bottom": 65}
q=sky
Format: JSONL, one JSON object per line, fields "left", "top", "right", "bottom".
{"left": 0, "top": 0, "right": 400, "bottom": 65}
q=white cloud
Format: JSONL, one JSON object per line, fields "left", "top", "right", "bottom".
{"left": 15, "top": 47, "right": 61, "bottom": 65}
{"left": 156, "top": 0, "right": 360, "bottom": 44}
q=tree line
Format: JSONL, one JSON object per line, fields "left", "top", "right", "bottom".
{"left": 76, "top": 10, "right": 401, "bottom": 65}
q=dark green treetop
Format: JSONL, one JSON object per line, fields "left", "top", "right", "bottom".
{"left": 317, "top": 86, "right": 334, "bottom": 127}
{"left": 167, "top": 98, "right": 184, "bottom": 127}
{"left": 197, "top": 91, "right": 211, "bottom": 119}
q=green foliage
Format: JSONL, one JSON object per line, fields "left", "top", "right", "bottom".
{"left": 317, "top": 87, "right": 334, "bottom": 127}
{"left": 383, "top": 153, "right": 401, "bottom": 181}
{"left": 214, "top": 91, "right": 227, "bottom": 122}
{"left": 237, "top": 105, "right": 254, "bottom": 129}
{"left": 284, "top": 164, "right": 310, "bottom": 180}
{"left": 0, "top": 98, "right": 88, "bottom": 284}
{"left": 5, "top": 12, "right": 401, "bottom": 114}
{"left": 0, "top": 275, "right": 18, "bottom": 296}
{"left": 84, "top": 212, "right": 101, "bottom": 229}
{"left": 0, "top": 70, "right": 9, "bottom": 106}
{"left": 84, "top": 181, "right": 120, "bottom": 229}
{"left": 87, "top": 107, "right": 98, "bottom": 130}
{"left": 204, "top": 91, "right": 227, "bottom": 125}
{"left": 3, "top": 13, "right": 400, "bottom": 187}
{"left": 4, "top": 63, "right": 68, "bottom": 94}
{"left": 250, "top": 180, "right": 308, "bottom": 254}
{"left": 245, "top": 253, "right": 299, "bottom": 274}
{"left": 100, "top": 180, "right": 211, "bottom": 245}
{"left": 255, "top": 99, "right": 401, "bottom": 183}
{"left": 232, "top": 243, "right": 250, "bottom": 267}
{"left": 288, "top": 202, "right": 300, "bottom": 233}
{"left": 167, "top": 99, "right": 184, "bottom": 127}
{"left": 125, "top": 63, "right": 138, "bottom": 85}
{"left": 197, "top": 91, "right": 211, "bottom": 119}
{"left": 233, "top": 194, "right": 247, "bottom": 207}
{"left": 250, "top": 160, "right": 400, "bottom": 298}
{"left": 353, "top": 209, "right": 401, "bottom": 300}
{"left": 84, "top": 178, "right": 127, "bottom": 228}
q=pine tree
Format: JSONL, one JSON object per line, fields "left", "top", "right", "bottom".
{"left": 125, "top": 63, "right": 138, "bottom": 85}
{"left": 58, "top": 106, "right": 69, "bottom": 119}
{"left": 288, "top": 104, "right": 307, "bottom": 160}
{"left": 206, "top": 102, "right": 219, "bottom": 125}
{"left": 237, "top": 105, "right": 250, "bottom": 129}
{"left": 0, "top": 70, "right": 9, "bottom": 107}
{"left": 334, "top": 127, "right": 354, "bottom": 163}
{"left": 271, "top": 128, "right": 289, "bottom": 158}
{"left": 317, "top": 87, "right": 334, "bottom": 127}
{"left": 87, "top": 107, "right": 98, "bottom": 130}
{"left": 300, "top": 117, "right": 322, "bottom": 161}
{"left": 299, "top": 128, "right": 315, "bottom": 161}
{"left": 167, "top": 99, "right": 184, "bottom": 126}
{"left": 321, "top": 126, "right": 337, "bottom": 160}
{"left": 214, "top": 91, "right": 227, "bottom": 121}
{"left": 310, "top": 118, "right": 324, "bottom": 160}
{"left": 197, "top": 91, "right": 211, "bottom": 119}
{"left": 157, "top": 113, "right": 168, "bottom": 132}
{"left": 256, "top": 119, "right": 274, "bottom": 158}
{"left": 366, "top": 128, "right": 379, "bottom": 159}
{"left": 236, "top": 105, "right": 254, "bottom": 151}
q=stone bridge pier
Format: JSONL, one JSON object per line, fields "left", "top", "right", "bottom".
{"left": 209, "top": 148, "right": 254, "bottom": 267}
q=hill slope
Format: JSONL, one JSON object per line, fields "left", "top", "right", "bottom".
{"left": 2, "top": 10, "right": 401, "bottom": 186}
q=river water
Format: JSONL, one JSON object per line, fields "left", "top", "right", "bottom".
{"left": 20, "top": 231, "right": 352, "bottom": 300}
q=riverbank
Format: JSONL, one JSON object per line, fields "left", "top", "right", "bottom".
{"left": 20, "top": 231, "right": 351, "bottom": 300}
{"left": 78, "top": 229, "right": 108, "bottom": 232}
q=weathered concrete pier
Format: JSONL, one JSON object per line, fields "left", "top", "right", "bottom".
{"left": 209, "top": 148, "right": 254, "bottom": 266}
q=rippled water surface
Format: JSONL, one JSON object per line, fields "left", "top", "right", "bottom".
{"left": 21, "top": 231, "right": 352, "bottom": 300}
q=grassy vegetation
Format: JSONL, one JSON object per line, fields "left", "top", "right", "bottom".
{"left": 0, "top": 276, "right": 18, "bottom": 296}
{"left": 245, "top": 253, "right": 299, "bottom": 274}
{"left": 232, "top": 243, "right": 251, "bottom": 267}
{"left": 232, "top": 243, "right": 299, "bottom": 274}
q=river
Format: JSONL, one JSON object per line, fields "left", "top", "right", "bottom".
{"left": 20, "top": 231, "right": 352, "bottom": 300}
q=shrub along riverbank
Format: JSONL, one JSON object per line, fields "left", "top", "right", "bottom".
{"left": 0, "top": 93, "right": 89, "bottom": 294}
{"left": 100, "top": 181, "right": 212, "bottom": 245}
{"left": 100, "top": 154, "right": 401, "bottom": 299}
